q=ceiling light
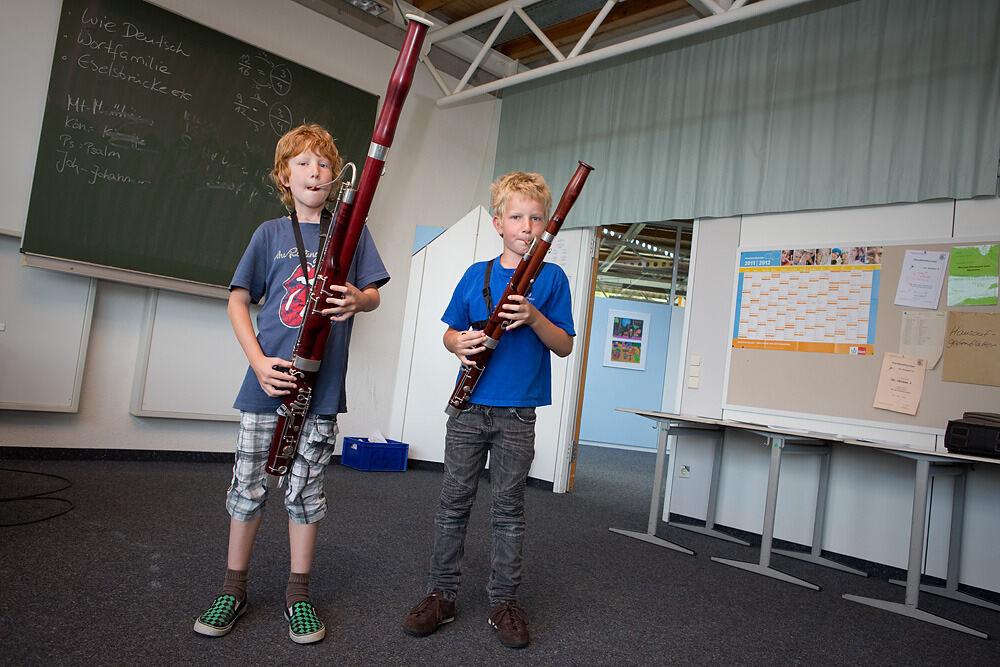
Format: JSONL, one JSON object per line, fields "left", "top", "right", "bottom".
{"left": 343, "top": 0, "right": 389, "bottom": 16}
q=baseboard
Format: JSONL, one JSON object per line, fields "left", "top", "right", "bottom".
{"left": 0, "top": 447, "right": 554, "bottom": 490}
{"left": 0, "top": 446, "right": 233, "bottom": 463}
{"left": 578, "top": 440, "right": 657, "bottom": 453}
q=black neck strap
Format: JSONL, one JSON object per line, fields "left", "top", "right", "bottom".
{"left": 482, "top": 258, "right": 495, "bottom": 313}
{"left": 289, "top": 209, "right": 332, "bottom": 283}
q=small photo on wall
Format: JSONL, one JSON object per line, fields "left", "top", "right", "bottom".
{"left": 604, "top": 310, "right": 650, "bottom": 370}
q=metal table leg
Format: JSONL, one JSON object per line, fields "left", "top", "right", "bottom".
{"left": 610, "top": 422, "right": 696, "bottom": 555}
{"left": 886, "top": 466, "right": 1000, "bottom": 612}
{"left": 712, "top": 435, "right": 821, "bottom": 590}
{"left": 669, "top": 430, "right": 751, "bottom": 546}
{"left": 773, "top": 448, "right": 867, "bottom": 577}
{"left": 843, "top": 457, "right": 988, "bottom": 639}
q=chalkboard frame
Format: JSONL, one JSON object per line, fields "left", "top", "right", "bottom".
{"left": 21, "top": 0, "right": 379, "bottom": 297}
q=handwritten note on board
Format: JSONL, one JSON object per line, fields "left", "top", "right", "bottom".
{"left": 873, "top": 353, "right": 927, "bottom": 415}
{"left": 942, "top": 311, "right": 1000, "bottom": 387}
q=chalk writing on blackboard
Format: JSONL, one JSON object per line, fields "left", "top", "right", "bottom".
{"left": 23, "top": 0, "right": 378, "bottom": 289}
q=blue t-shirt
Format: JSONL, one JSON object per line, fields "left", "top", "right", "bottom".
{"left": 442, "top": 258, "right": 575, "bottom": 407}
{"left": 230, "top": 216, "right": 389, "bottom": 415}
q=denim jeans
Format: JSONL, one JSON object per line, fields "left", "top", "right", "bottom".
{"left": 427, "top": 404, "right": 536, "bottom": 605}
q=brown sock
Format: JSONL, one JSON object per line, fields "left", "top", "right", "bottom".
{"left": 286, "top": 572, "right": 310, "bottom": 609}
{"left": 221, "top": 568, "right": 248, "bottom": 604}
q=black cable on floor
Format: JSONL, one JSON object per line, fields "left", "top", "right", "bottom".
{"left": 0, "top": 467, "right": 75, "bottom": 526}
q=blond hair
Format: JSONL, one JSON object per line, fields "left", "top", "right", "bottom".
{"left": 490, "top": 171, "right": 552, "bottom": 221}
{"left": 270, "top": 123, "right": 343, "bottom": 210}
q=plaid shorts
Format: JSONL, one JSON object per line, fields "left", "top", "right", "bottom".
{"left": 226, "top": 411, "right": 338, "bottom": 524}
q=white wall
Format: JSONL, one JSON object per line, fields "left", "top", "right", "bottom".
{"left": 668, "top": 197, "right": 1000, "bottom": 592}
{"left": 0, "top": 0, "right": 500, "bottom": 452}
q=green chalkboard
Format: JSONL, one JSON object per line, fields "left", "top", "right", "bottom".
{"left": 22, "top": 0, "right": 378, "bottom": 289}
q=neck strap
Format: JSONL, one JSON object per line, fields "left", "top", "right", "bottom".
{"left": 289, "top": 209, "right": 332, "bottom": 283}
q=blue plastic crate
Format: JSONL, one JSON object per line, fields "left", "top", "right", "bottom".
{"left": 341, "top": 437, "right": 408, "bottom": 471}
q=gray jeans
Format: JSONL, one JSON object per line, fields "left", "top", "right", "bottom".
{"left": 427, "top": 404, "right": 536, "bottom": 605}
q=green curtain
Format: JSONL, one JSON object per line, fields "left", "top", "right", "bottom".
{"left": 493, "top": 0, "right": 1000, "bottom": 229}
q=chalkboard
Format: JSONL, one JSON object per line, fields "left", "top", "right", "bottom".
{"left": 21, "top": 0, "right": 378, "bottom": 290}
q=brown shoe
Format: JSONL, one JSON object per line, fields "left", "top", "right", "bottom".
{"left": 488, "top": 602, "right": 529, "bottom": 648}
{"left": 402, "top": 591, "right": 456, "bottom": 637}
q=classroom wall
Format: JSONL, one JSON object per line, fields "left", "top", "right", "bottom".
{"left": 578, "top": 297, "right": 672, "bottom": 449}
{"left": 668, "top": 196, "right": 1000, "bottom": 592}
{"left": 0, "top": 0, "right": 500, "bottom": 452}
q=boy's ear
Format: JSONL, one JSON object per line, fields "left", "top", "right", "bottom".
{"left": 492, "top": 216, "right": 503, "bottom": 237}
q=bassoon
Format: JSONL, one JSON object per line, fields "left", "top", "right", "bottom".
{"left": 265, "top": 13, "right": 433, "bottom": 487}
{"left": 445, "top": 161, "right": 594, "bottom": 416}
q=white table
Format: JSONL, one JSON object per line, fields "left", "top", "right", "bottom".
{"left": 617, "top": 408, "right": 997, "bottom": 638}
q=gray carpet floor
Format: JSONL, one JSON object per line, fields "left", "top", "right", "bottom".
{"left": 1, "top": 445, "right": 998, "bottom": 665}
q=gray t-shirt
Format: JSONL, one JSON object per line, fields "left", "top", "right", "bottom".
{"left": 230, "top": 216, "right": 389, "bottom": 415}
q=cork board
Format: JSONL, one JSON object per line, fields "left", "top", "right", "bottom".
{"left": 725, "top": 241, "right": 1000, "bottom": 430}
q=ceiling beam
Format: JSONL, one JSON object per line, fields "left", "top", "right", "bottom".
{"left": 495, "top": 0, "right": 693, "bottom": 65}
{"left": 597, "top": 274, "right": 688, "bottom": 290}
{"left": 435, "top": 0, "right": 832, "bottom": 107}
{"left": 685, "top": 0, "right": 727, "bottom": 17}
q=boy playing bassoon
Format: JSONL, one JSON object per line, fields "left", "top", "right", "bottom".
{"left": 402, "top": 172, "right": 575, "bottom": 649}
{"left": 194, "top": 123, "right": 388, "bottom": 644}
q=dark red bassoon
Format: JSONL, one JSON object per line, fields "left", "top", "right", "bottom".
{"left": 445, "top": 161, "right": 594, "bottom": 416}
{"left": 265, "top": 13, "right": 433, "bottom": 487}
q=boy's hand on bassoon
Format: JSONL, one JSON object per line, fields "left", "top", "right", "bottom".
{"left": 453, "top": 329, "right": 487, "bottom": 365}
{"left": 322, "top": 282, "right": 363, "bottom": 322}
{"left": 499, "top": 294, "right": 536, "bottom": 330}
{"left": 252, "top": 356, "right": 296, "bottom": 397}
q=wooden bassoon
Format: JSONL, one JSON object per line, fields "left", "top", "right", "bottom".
{"left": 445, "top": 161, "right": 594, "bottom": 416}
{"left": 265, "top": 13, "right": 433, "bottom": 487}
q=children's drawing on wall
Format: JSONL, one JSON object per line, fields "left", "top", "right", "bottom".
{"left": 604, "top": 310, "right": 650, "bottom": 370}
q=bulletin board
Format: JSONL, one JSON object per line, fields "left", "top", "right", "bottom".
{"left": 725, "top": 240, "right": 1000, "bottom": 430}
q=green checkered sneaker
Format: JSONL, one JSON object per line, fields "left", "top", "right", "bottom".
{"left": 193, "top": 594, "right": 246, "bottom": 637}
{"left": 284, "top": 601, "right": 326, "bottom": 644}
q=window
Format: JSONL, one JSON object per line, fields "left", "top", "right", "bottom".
{"left": 596, "top": 222, "right": 692, "bottom": 306}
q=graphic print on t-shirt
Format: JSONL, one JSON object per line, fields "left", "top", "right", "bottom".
{"left": 279, "top": 262, "right": 313, "bottom": 328}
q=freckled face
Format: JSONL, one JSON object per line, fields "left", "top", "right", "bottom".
{"left": 493, "top": 194, "right": 545, "bottom": 257}
{"left": 282, "top": 147, "right": 334, "bottom": 213}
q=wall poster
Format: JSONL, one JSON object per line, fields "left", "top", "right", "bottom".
{"left": 604, "top": 310, "right": 649, "bottom": 370}
{"left": 732, "top": 246, "right": 882, "bottom": 355}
